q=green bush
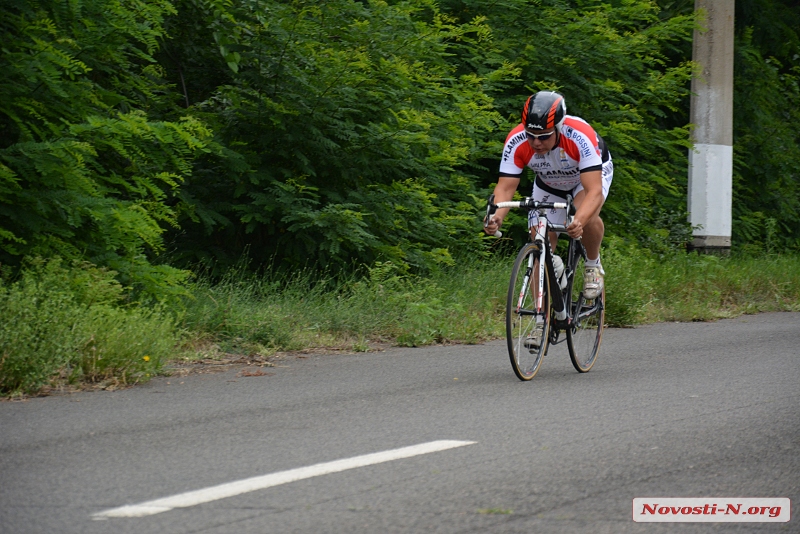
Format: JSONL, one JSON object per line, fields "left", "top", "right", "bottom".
{"left": 0, "top": 276, "right": 79, "bottom": 393}
{"left": 0, "top": 258, "right": 179, "bottom": 396}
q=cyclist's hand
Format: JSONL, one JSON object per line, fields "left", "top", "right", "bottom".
{"left": 484, "top": 216, "right": 502, "bottom": 236}
{"left": 566, "top": 218, "right": 583, "bottom": 239}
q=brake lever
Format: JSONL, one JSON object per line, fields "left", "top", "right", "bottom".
{"left": 484, "top": 194, "right": 502, "bottom": 237}
{"left": 565, "top": 194, "right": 581, "bottom": 240}
{"left": 566, "top": 194, "right": 575, "bottom": 226}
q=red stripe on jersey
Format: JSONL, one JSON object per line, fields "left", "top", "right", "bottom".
{"left": 559, "top": 134, "right": 581, "bottom": 161}
{"left": 505, "top": 123, "right": 526, "bottom": 143}
{"left": 563, "top": 116, "right": 601, "bottom": 157}
{"left": 502, "top": 124, "right": 533, "bottom": 173}
{"left": 514, "top": 141, "right": 534, "bottom": 171}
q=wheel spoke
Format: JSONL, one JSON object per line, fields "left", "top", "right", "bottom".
{"left": 567, "top": 255, "right": 604, "bottom": 373}
{"left": 506, "top": 243, "right": 549, "bottom": 380}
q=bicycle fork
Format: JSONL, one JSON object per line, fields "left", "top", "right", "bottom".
{"left": 515, "top": 223, "right": 547, "bottom": 315}
{"left": 536, "top": 219, "right": 568, "bottom": 322}
{"left": 516, "top": 221, "right": 568, "bottom": 323}
{"left": 516, "top": 255, "right": 533, "bottom": 313}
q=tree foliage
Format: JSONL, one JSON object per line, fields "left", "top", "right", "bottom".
{"left": 439, "top": 0, "right": 698, "bottom": 250}
{"left": 161, "top": 0, "right": 512, "bottom": 272}
{"left": 0, "top": 0, "right": 211, "bottom": 296}
{"left": 731, "top": 0, "right": 800, "bottom": 251}
{"left": 0, "top": 0, "right": 798, "bottom": 294}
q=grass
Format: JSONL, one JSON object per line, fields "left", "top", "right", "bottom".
{"left": 602, "top": 239, "right": 800, "bottom": 324}
{"left": 0, "top": 259, "right": 178, "bottom": 397}
{"left": 2, "top": 245, "right": 799, "bottom": 396}
{"left": 179, "top": 259, "right": 507, "bottom": 357}
{"left": 180, "top": 240, "right": 800, "bottom": 360}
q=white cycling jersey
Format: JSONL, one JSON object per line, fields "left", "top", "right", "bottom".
{"left": 499, "top": 115, "right": 613, "bottom": 227}
{"left": 499, "top": 115, "right": 610, "bottom": 192}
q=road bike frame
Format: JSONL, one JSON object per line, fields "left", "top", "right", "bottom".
{"left": 485, "top": 194, "right": 573, "bottom": 326}
{"left": 485, "top": 193, "right": 604, "bottom": 379}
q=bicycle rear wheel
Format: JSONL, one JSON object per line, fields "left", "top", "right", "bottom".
{"left": 506, "top": 242, "right": 551, "bottom": 381}
{"left": 566, "top": 258, "right": 604, "bottom": 373}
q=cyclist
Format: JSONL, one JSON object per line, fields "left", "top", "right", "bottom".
{"left": 484, "top": 90, "right": 612, "bottom": 303}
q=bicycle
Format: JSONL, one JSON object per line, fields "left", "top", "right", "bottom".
{"left": 484, "top": 194, "right": 605, "bottom": 380}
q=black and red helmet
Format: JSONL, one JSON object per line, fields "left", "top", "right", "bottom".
{"left": 522, "top": 91, "right": 567, "bottom": 131}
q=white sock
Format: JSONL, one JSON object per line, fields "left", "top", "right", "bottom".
{"left": 585, "top": 256, "right": 601, "bottom": 268}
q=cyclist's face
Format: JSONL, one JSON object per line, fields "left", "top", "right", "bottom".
{"left": 526, "top": 128, "right": 557, "bottom": 154}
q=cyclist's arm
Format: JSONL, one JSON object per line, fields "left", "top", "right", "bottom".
{"left": 485, "top": 176, "right": 520, "bottom": 234}
{"left": 568, "top": 170, "right": 604, "bottom": 239}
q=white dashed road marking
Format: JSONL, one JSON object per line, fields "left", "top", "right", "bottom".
{"left": 92, "top": 440, "right": 476, "bottom": 519}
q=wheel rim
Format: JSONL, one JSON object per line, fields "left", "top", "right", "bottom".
{"left": 507, "top": 245, "right": 549, "bottom": 380}
{"left": 567, "top": 288, "right": 604, "bottom": 372}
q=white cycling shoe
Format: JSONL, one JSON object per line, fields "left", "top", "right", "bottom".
{"left": 523, "top": 323, "right": 544, "bottom": 351}
{"left": 583, "top": 266, "right": 605, "bottom": 300}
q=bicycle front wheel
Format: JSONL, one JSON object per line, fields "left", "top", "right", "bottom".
{"left": 506, "top": 242, "right": 551, "bottom": 381}
{"left": 566, "top": 259, "right": 604, "bottom": 373}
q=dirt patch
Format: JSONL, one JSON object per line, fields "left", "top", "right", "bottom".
{"left": 167, "top": 342, "right": 393, "bottom": 377}
{"left": 1, "top": 342, "right": 395, "bottom": 400}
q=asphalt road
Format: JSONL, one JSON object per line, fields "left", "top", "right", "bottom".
{"left": 1, "top": 312, "right": 798, "bottom": 533}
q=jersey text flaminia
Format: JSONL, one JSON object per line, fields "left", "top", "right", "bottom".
{"left": 499, "top": 116, "right": 608, "bottom": 191}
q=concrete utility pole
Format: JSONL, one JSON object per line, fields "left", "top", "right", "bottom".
{"left": 688, "top": 0, "right": 735, "bottom": 253}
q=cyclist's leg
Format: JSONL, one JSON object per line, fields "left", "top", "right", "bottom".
{"left": 572, "top": 160, "right": 612, "bottom": 257}
{"left": 566, "top": 196, "right": 606, "bottom": 372}
{"left": 573, "top": 194, "right": 604, "bottom": 259}
{"left": 572, "top": 160, "right": 613, "bottom": 297}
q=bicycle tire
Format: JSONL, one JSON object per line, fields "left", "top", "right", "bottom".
{"left": 506, "top": 242, "right": 551, "bottom": 380}
{"left": 566, "top": 256, "right": 604, "bottom": 373}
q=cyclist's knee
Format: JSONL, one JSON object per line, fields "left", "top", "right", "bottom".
{"left": 584, "top": 215, "right": 604, "bottom": 234}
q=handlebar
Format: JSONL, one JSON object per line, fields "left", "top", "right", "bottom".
{"left": 495, "top": 200, "right": 569, "bottom": 210}
{"left": 484, "top": 194, "right": 576, "bottom": 238}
